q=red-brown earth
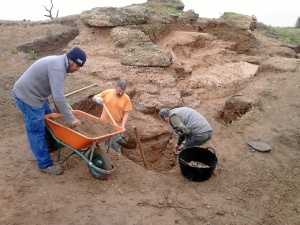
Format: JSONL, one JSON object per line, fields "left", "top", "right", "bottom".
{"left": 0, "top": 7, "right": 299, "bottom": 225}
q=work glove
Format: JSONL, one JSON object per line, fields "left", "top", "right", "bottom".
{"left": 94, "top": 97, "right": 104, "bottom": 105}
{"left": 175, "top": 123, "right": 191, "bottom": 136}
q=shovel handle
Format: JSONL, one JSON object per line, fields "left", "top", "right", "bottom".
{"left": 102, "top": 103, "right": 117, "bottom": 125}
{"left": 134, "top": 126, "right": 148, "bottom": 169}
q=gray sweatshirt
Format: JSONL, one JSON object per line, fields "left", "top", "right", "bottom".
{"left": 169, "top": 107, "right": 212, "bottom": 136}
{"left": 13, "top": 54, "right": 76, "bottom": 122}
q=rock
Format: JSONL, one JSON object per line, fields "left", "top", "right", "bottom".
{"left": 248, "top": 139, "right": 272, "bottom": 152}
{"left": 111, "top": 27, "right": 172, "bottom": 67}
{"left": 221, "top": 12, "right": 257, "bottom": 31}
{"left": 111, "top": 27, "right": 151, "bottom": 47}
{"left": 216, "top": 211, "right": 225, "bottom": 215}
{"left": 120, "top": 46, "right": 172, "bottom": 67}
{"left": 148, "top": 0, "right": 185, "bottom": 11}
{"left": 258, "top": 57, "right": 300, "bottom": 73}
{"left": 80, "top": 6, "right": 148, "bottom": 27}
{"left": 294, "top": 45, "right": 300, "bottom": 54}
{"left": 268, "top": 46, "right": 297, "bottom": 58}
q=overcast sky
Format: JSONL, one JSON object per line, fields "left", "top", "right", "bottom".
{"left": 0, "top": 0, "right": 298, "bottom": 27}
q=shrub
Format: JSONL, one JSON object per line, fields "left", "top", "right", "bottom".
{"left": 46, "top": 28, "right": 53, "bottom": 38}
{"left": 258, "top": 23, "right": 300, "bottom": 45}
{"left": 10, "top": 47, "right": 18, "bottom": 54}
{"left": 27, "top": 51, "right": 37, "bottom": 60}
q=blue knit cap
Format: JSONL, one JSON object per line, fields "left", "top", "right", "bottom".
{"left": 66, "top": 47, "right": 86, "bottom": 67}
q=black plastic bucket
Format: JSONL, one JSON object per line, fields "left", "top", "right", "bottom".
{"left": 178, "top": 147, "right": 218, "bottom": 182}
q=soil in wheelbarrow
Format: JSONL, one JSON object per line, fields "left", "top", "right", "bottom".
{"left": 49, "top": 115, "right": 116, "bottom": 138}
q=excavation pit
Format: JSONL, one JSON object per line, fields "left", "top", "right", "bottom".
{"left": 69, "top": 96, "right": 178, "bottom": 172}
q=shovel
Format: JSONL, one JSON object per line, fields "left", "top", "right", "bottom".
{"left": 102, "top": 103, "right": 137, "bottom": 149}
{"left": 116, "top": 132, "right": 137, "bottom": 149}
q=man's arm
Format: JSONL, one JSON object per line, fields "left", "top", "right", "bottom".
{"left": 49, "top": 69, "right": 76, "bottom": 123}
{"left": 169, "top": 115, "right": 191, "bottom": 136}
{"left": 121, "top": 111, "right": 129, "bottom": 128}
{"left": 169, "top": 114, "right": 191, "bottom": 148}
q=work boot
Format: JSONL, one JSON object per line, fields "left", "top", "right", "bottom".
{"left": 39, "top": 165, "right": 63, "bottom": 175}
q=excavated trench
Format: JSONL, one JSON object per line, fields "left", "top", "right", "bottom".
{"left": 70, "top": 96, "right": 178, "bottom": 172}
{"left": 69, "top": 94, "right": 253, "bottom": 172}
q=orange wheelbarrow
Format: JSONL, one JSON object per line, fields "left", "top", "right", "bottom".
{"left": 44, "top": 110, "right": 125, "bottom": 180}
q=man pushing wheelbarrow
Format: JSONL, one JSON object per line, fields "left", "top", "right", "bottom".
{"left": 13, "top": 47, "right": 87, "bottom": 175}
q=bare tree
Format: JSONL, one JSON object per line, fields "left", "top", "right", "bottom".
{"left": 43, "top": 0, "right": 59, "bottom": 19}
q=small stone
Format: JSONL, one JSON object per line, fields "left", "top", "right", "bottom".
{"left": 216, "top": 211, "right": 225, "bottom": 215}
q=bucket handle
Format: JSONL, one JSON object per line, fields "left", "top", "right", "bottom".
{"left": 179, "top": 147, "right": 216, "bottom": 166}
{"left": 179, "top": 158, "right": 189, "bottom": 166}
{"left": 207, "top": 147, "right": 216, "bottom": 155}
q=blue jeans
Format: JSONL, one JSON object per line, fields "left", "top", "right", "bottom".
{"left": 13, "top": 93, "right": 53, "bottom": 169}
{"left": 105, "top": 135, "right": 121, "bottom": 153}
{"left": 185, "top": 131, "right": 212, "bottom": 148}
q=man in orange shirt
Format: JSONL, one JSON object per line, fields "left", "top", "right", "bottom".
{"left": 93, "top": 80, "right": 132, "bottom": 153}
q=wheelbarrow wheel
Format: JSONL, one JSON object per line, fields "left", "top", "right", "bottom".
{"left": 88, "top": 148, "right": 112, "bottom": 180}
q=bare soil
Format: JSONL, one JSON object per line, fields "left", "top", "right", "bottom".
{"left": 0, "top": 17, "right": 299, "bottom": 225}
{"left": 49, "top": 114, "right": 116, "bottom": 138}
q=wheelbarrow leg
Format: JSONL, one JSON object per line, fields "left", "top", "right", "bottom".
{"left": 57, "top": 147, "right": 77, "bottom": 164}
{"left": 104, "top": 136, "right": 121, "bottom": 154}
{"left": 57, "top": 147, "right": 62, "bottom": 163}
{"left": 88, "top": 142, "right": 97, "bottom": 162}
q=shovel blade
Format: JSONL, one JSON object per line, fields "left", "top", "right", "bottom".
{"left": 117, "top": 133, "right": 137, "bottom": 149}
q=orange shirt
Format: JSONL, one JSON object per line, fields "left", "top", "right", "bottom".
{"left": 95, "top": 89, "right": 132, "bottom": 126}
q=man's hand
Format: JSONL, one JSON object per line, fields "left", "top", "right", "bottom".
{"left": 94, "top": 97, "right": 104, "bottom": 105}
{"left": 174, "top": 144, "right": 182, "bottom": 154}
{"left": 69, "top": 119, "right": 81, "bottom": 128}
